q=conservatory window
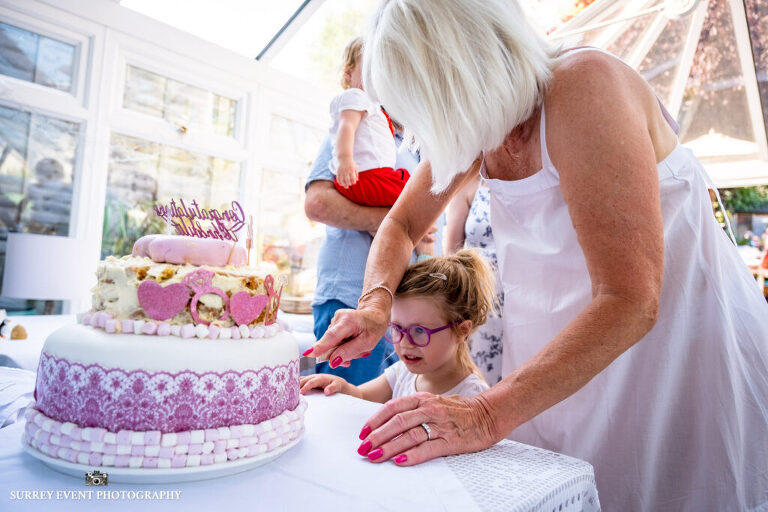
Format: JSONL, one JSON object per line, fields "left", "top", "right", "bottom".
{"left": 123, "top": 65, "right": 238, "bottom": 137}
{"left": 0, "top": 22, "right": 78, "bottom": 93}
{"left": 102, "top": 133, "right": 241, "bottom": 257}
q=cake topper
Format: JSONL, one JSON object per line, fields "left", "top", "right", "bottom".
{"left": 153, "top": 198, "right": 246, "bottom": 242}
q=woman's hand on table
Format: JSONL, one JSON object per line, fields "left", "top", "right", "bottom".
{"left": 357, "top": 392, "right": 501, "bottom": 465}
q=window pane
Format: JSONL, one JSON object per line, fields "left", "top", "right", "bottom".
{"left": 269, "top": 0, "right": 380, "bottom": 92}
{"left": 123, "top": 65, "right": 237, "bottom": 137}
{"left": 638, "top": 14, "right": 694, "bottom": 106}
{"left": 0, "top": 105, "right": 79, "bottom": 312}
{"left": 0, "top": 22, "right": 76, "bottom": 92}
{"left": 0, "top": 104, "right": 78, "bottom": 237}
{"left": 103, "top": 133, "right": 241, "bottom": 257}
{"left": 679, "top": 0, "right": 757, "bottom": 156}
{"left": 270, "top": 115, "right": 325, "bottom": 164}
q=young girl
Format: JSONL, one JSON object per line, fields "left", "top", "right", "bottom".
{"left": 300, "top": 250, "right": 495, "bottom": 401}
{"left": 329, "top": 37, "right": 413, "bottom": 210}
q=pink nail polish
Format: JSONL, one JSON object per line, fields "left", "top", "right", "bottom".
{"left": 395, "top": 454, "right": 407, "bottom": 464}
{"left": 330, "top": 356, "right": 343, "bottom": 368}
{"left": 367, "top": 448, "right": 383, "bottom": 461}
{"left": 301, "top": 348, "right": 313, "bottom": 357}
{"left": 357, "top": 440, "right": 372, "bottom": 456}
{"left": 359, "top": 425, "right": 371, "bottom": 440}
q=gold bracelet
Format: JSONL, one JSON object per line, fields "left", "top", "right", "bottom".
{"left": 358, "top": 283, "right": 394, "bottom": 305}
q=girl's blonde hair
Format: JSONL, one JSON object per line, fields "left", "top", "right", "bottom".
{"left": 395, "top": 249, "right": 497, "bottom": 381}
{"left": 340, "top": 36, "right": 364, "bottom": 90}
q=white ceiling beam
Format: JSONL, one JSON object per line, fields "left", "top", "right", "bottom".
{"left": 666, "top": 2, "right": 708, "bottom": 118}
{"left": 626, "top": 11, "right": 668, "bottom": 68}
{"left": 256, "top": 0, "right": 326, "bottom": 63}
{"left": 727, "top": 0, "right": 768, "bottom": 161}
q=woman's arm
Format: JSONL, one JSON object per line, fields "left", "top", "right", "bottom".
{"left": 479, "top": 51, "right": 665, "bottom": 437}
{"left": 358, "top": 52, "right": 667, "bottom": 465}
{"left": 306, "top": 159, "right": 481, "bottom": 364}
{"left": 443, "top": 175, "right": 480, "bottom": 254}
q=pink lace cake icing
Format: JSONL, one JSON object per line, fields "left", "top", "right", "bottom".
{"left": 35, "top": 353, "right": 300, "bottom": 432}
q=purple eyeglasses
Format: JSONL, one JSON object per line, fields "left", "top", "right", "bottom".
{"left": 384, "top": 322, "right": 458, "bottom": 347}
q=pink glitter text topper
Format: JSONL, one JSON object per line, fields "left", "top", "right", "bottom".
{"left": 154, "top": 198, "right": 246, "bottom": 242}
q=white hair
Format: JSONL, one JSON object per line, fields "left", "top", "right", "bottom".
{"left": 363, "top": 0, "right": 558, "bottom": 193}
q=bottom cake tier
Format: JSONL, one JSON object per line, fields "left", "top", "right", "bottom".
{"left": 23, "top": 399, "right": 306, "bottom": 469}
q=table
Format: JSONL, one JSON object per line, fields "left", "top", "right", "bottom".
{"left": 0, "top": 313, "right": 317, "bottom": 372}
{"left": 0, "top": 369, "right": 600, "bottom": 511}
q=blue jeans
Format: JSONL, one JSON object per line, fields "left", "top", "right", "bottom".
{"left": 313, "top": 299, "right": 397, "bottom": 386}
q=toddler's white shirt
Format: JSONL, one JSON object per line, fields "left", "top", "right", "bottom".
{"left": 328, "top": 88, "right": 396, "bottom": 176}
{"left": 384, "top": 361, "right": 490, "bottom": 399}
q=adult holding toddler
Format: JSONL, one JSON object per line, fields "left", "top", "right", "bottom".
{"left": 304, "top": 0, "right": 768, "bottom": 509}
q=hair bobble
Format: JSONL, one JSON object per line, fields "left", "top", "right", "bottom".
{"left": 429, "top": 273, "right": 447, "bottom": 280}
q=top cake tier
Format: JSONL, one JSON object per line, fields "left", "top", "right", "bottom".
{"left": 91, "top": 235, "right": 283, "bottom": 330}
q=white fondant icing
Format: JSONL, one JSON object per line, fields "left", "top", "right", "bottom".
{"left": 42, "top": 324, "right": 298, "bottom": 373}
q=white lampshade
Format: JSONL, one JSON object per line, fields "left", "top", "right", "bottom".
{"left": 2, "top": 233, "right": 94, "bottom": 301}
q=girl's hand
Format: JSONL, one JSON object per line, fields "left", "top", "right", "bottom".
{"left": 357, "top": 392, "right": 502, "bottom": 466}
{"left": 336, "top": 158, "right": 358, "bottom": 188}
{"left": 300, "top": 374, "right": 351, "bottom": 396}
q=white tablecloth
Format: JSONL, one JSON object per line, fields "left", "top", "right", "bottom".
{"left": 0, "top": 367, "right": 600, "bottom": 511}
{"left": 0, "top": 314, "right": 316, "bottom": 371}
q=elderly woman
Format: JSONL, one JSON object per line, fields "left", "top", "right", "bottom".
{"left": 304, "top": 0, "right": 768, "bottom": 509}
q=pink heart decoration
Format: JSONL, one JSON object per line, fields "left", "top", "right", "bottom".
{"left": 230, "top": 292, "right": 269, "bottom": 326}
{"left": 137, "top": 281, "right": 191, "bottom": 321}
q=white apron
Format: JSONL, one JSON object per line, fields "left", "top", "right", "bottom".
{"left": 482, "top": 84, "right": 768, "bottom": 509}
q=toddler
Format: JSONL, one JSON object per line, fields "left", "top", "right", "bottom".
{"left": 300, "top": 249, "right": 496, "bottom": 400}
{"left": 329, "top": 37, "right": 411, "bottom": 209}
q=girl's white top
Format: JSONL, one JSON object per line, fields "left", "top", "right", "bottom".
{"left": 482, "top": 47, "right": 768, "bottom": 511}
{"left": 328, "top": 88, "right": 396, "bottom": 176}
{"left": 384, "top": 361, "right": 489, "bottom": 399}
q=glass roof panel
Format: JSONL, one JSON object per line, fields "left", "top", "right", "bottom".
{"left": 638, "top": 13, "right": 694, "bottom": 106}
{"left": 268, "top": 0, "right": 378, "bottom": 93}
{"left": 120, "top": 0, "right": 306, "bottom": 59}
{"left": 678, "top": 0, "right": 757, "bottom": 158}
{"left": 744, "top": 0, "right": 768, "bottom": 141}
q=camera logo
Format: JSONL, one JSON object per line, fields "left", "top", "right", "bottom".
{"left": 85, "top": 470, "right": 108, "bottom": 486}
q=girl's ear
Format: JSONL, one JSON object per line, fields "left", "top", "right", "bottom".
{"left": 458, "top": 319, "right": 473, "bottom": 340}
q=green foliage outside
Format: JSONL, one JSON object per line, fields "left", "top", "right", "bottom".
{"left": 720, "top": 186, "right": 768, "bottom": 215}
{"left": 101, "top": 196, "right": 166, "bottom": 258}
